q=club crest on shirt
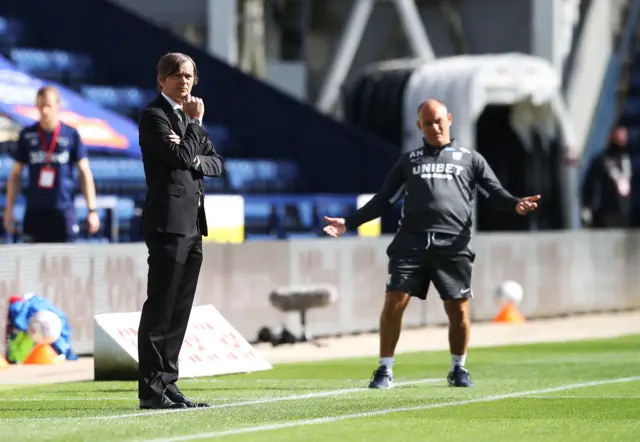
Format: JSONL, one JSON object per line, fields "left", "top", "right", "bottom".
{"left": 452, "top": 152, "right": 462, "bottom": 160}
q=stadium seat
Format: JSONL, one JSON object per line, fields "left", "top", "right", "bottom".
{"left": 80, "top": 85, "right": 156, "bottom": 121}
{"left": 0, "top": 193, "right": 140, "bottom": 243}
{"left": 224, "top": 159, "right": 300, "bottom": 193}
{"left": 0, "top": 140, "right": 18, "bottom": 156}
{"left": 82, "top": 157, "right": 147, "bottom": 194}
{"left": 0, "top": 154, "right": 305, "bottom": 196}
{"left": 204, "top": 123, "right": 231, "bottom": 154}
{"left": 0, "top": 17, "right": 25, "bottom": 53}
{"left": 9, "top": 48, "right": 93, "bottom": 89}
{"left": 629, "top": 71, "right": 640, "bottom": 91}
{"left": 622, "top": 97, "right": 640, "bottom": 118}
{"left": 0, "top": 155, "right": 28, "bottom": 192}
{"left": 242, "top": 194, "right": 357, "bottom": 241}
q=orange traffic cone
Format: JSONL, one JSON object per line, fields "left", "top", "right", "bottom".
{"left": 493, "top": 303, "right": 526, "bottom": 324}
{"left": 0, "top": 354, "right": 8, "bottom": 369}
{"left": 23, "top": 344, "right": 60, "bottom": 365}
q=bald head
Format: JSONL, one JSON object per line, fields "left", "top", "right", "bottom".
{"left": 416, "top": 99, "right": 452, "bottom": 147}
{"left": 417, "top": 99, "right": 447, "bottom": 117}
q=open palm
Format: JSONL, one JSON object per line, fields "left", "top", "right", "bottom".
{"left": 323, "top": 216, "right": 347, "bottom": 238}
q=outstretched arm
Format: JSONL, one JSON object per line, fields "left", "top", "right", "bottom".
{"left": 344, "top": 157, "right": 406, "bottom": 230}
{"left": 324, "top": 157, "right": 406, "bottom": 238}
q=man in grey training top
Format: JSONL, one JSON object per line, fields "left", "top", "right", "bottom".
{"left": 323, "top": 99, "right": 540, "bottom": 388}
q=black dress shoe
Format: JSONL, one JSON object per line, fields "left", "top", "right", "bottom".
{"left": 139, "top": 394, "right": 188, "bottom": 410}
{"left": 165, "top": 387, "right": 211, "bottom": 408}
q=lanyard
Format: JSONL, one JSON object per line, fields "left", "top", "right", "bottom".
{"left": 38, "top": 122, "right": 61, "bottom": 165}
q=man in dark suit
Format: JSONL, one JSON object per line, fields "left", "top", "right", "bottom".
{"left": 137, "top": 52, "right": 224, "bottom": 410}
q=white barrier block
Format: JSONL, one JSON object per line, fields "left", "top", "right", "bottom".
{"left": 94, "top": 304, "right": 272, "bottom": 381}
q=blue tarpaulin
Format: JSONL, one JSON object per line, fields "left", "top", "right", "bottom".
{"left": 0, "top": 55, "right": 141, "bottom": 158}
{"left": 7, "top": 293, "right": 78, "bottom": 361}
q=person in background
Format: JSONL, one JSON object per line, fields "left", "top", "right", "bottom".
{"left": 3, "top": 86, "right": 100, "bottom": 242}
{"left": 581, "top": 125, "right": 632, "bottom": 228}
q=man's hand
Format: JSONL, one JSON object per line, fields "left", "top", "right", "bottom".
{"left": 323, "top": 216, "right": 347, "bottom": 238}
{"left": 183, "top": 95, "right": 205, "bottom": 121}
{"left": 87, "top": 211, "right": 100, "bottom": 234}
{"left": 167, "top": 130, "right": 181, "bottom": 145}
{"left": 3, "top": 208, "right": 15, "bottom": 234}
{"left": 515, "top": 195, "right": 541, "bottom": 215}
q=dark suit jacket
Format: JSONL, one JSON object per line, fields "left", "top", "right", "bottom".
{"left": 138, "top": 94, "right": 224, "bottom": 237}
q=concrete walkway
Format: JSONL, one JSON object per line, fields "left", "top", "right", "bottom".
{"left": 1, "top": 311, "right": 639, "bottom": 386}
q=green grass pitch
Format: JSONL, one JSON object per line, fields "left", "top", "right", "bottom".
{"left": 0, "top": 334, "right": 639, "bottom": 441}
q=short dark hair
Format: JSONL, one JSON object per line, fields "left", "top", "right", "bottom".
{"left": 156, "top": 52, "right": 199, "bottom": 90}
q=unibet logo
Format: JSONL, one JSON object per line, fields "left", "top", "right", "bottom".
{"left": 412, "top": 163, "right": 463, "bottom": 180}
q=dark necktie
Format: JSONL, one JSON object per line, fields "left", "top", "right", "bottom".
{"left": 176, "top": 108, "right": 188, "bottom": 126}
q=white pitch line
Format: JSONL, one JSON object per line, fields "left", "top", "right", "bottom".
{"left": 526, "top": 395, "right": 640, "bottom": 399}
{"left": 3, "top": 397, "right": 134, "bottom": 402}
{"left": 144, "top": 376, "right": 640, "bottom": 442}
{"left": 190, "top": 379, "right": 365, "bottom": 383}
{"left": 0, "top": 378, "right": 441, "bottom": 423}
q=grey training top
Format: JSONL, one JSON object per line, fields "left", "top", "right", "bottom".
{"left": 344, "top": 139, "right": 520, "bottom": 237}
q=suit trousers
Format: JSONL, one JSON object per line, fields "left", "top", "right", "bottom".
{"left": 138, "top": 224, "right": 203, "bottom": 400}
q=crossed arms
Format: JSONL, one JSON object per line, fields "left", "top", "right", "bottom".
{"left": 139, "top": 108, "right": 223, "bottom": 177}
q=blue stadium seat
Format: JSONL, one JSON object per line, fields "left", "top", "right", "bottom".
{"left": 224, "top": 159, "right": 299, "bottom": 193}
{"left": 0, "top": 17, "right": 25, "bottom": 53}
{"left": 9, "top": 48, "right": 93, "bottom": 88}
{"left": 75, "top": 196, "right": 135, "bottom": 223}
{"left": 0, "top": 140, "right": 18, "bottom": 156}
{"left": 87, "top": 158, "right": 298, "bottom": 195}
{"left": 629, "top": 71, "right": 640, "bottom": 91}
{"left": 0, "top": 155, "right": 14, "bottom": 179}
{"left": 0, "top": 193, "right": 138, "bottom": 243}
{"left": 242, "top": 194, "right": 357, "bottom": 240}
{"left": 85, "top": 157, "right": 147, "bottom": 194}
{"left": 0, "top": 155, "right": 28, "bottom": 190}
{"left": 204, "top": 123, "right": 231, "bottom": 154}
{"left": 86, "top": 157, "right": 229, "bottom": 194}
{"left": 622, "top": 97, "right": 640, "bottom": 119}
{"left": 80, "top": 85, "right": 156, "bottom": 119}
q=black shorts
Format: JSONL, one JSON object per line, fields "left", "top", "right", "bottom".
{"left": 23, "top": 209, "right": 78, "bottom": 243}
{"left": 385, "top": 231, "right": 475, "bottom": 301}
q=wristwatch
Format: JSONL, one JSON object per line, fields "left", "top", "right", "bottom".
{"left": 88, "top": 208, "right": 97, "bottom": 213}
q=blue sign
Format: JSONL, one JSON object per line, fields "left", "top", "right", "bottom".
{"left": 0, "top": 55, "right": 141, "bottom": 158}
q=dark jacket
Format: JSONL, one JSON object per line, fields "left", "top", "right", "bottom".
{"left": 345, "top": 139, "right": 519, "bottom": 237}
{"left": 138, "top": 94, "right": 223, "bottom": 237}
